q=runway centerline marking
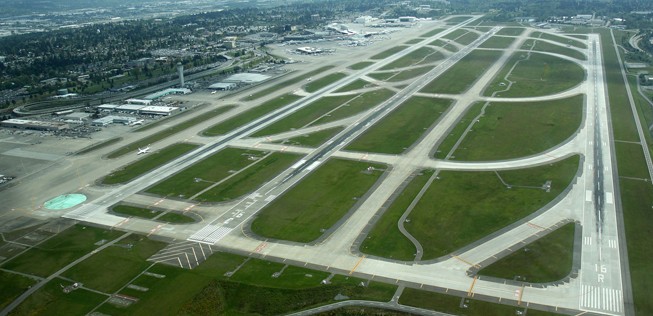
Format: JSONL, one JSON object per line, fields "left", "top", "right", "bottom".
{"left": 349, "top": 255, "right": 366, "bottom": 275}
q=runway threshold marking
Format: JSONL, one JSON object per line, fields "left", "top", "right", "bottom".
{"left": 451, "top": 255, "right": 480, "bottom": 268}
{"left": 349, "top": 255, "right": 366, "bottom": 275}
{"left": 467, "top": 276, "right": 478, "bottom": 297}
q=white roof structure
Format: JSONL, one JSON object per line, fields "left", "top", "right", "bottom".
{"left": 224, "top": 73, "right": 270, "bottom": 83}
{"left": 139, "top": 106, "right": 180, "bottom": 115}
{"left": 116, "top": 104, "right": 146, "bottom": 112}
{"left": 125, "top": 99, "right": 153, "bottom": 106}
{"left": 97, "top": 104, "right": 120, "bottom": 110}
{"left": 209, "top": 82, "right": 238, "bottom": 90}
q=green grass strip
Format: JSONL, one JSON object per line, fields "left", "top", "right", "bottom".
{"left": 478, "top": 36, "right": 516, "bottom": 49}
{"left": 107, "top": 105, "right": 235, "bottom": 158}
{"left": 361, "top": 170, "right": 434, "bottom": 260}
{"left": 202, "top": 94, "right": 302, "bottom": 136}
{"left": 399, "top": 288, "right": 524, "bottom": 315}
{"left": 434, "top": 101, "right": 485, "bottom": 159}
{"left": 407, "top": 155, "right": 580, "bottom": 259}
{"left": 420, "top": 50, "right": 502, "bottom": 94}
{"left": 483, "top": 52, "right": 585, "bottom": 97}
{"left": 197, "top": 152, "right": 302, "bottom": 202}
{"left": 348, "top": 61, "right": 374, "bottom": 70}
{"left": 251, "top": 159, "right": 386, "bottom": 243}
{"left": 526, "top": 39, "right": 587, "bottom": 61}
{"left": 346, "top": 97, "right": 452, "bottom": 154}
{"left": 370, "top": 46, "right": 409, "bottom": 60}
{"left": 252, "top": 95, "right": 356, "bottom": 137}
{"left": 478, "top": 223, "right": 575, "bottom": 283}
{"left": 496, "top": 27, "right": 525, "bottom": 36}
{"left": 74, "top": 137, "right": 122, "bottom": 155}
{"left": 452, "top": 95, "right": 583, "bottom": 161}
{"left": 102, "top": 143, "right": 200, "bottom": 184}
{"left": 303, "top": 72, "right": 347, "bottom": 93}
{"left": 241, "top": 66, "right": 334, "bottom": 101}
{"left": 531, "top": 31, "right": 587, "bottom": 49}
{"left": 278, "top": 127, "right": 345, "bottom": 147}
{"left": 145, "top": 148, "right": 268, "bottom": 199}
{"left": 311, "top": 89, "right": 396, "bottom": 125}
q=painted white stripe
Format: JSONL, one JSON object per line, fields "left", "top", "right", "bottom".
{"left": 306, "top": 161, "right": 321, "bottom": 171}
{"left": 605, "top": 192, "right": 614, "bottom": 204}
{"left": 291, "top": 159, "right": 306, "bottom": 169}
{"left": 586, "top": 190, "right": 593, "bottom": 202}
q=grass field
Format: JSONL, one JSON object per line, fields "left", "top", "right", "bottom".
{"left": 429, "top": 39, "right": 460, "bottom": 52}
{"left": 93, "top": 251, "right": 394, "bottom": 315}
{"left": 11, "top": 278, "right": 107, "bottom": 316}
{"left": 478, "top": 36, "right": 515, "bottom": 49}
{"left": 111, "top": 205, "right": 195, "bottom": 223}
{"left": 251, "top": 94, "right": 357, "bottom": 137}
{"left": 483, "top": 52, "right": 585, "bottom": 97}
{"left": 334, "top": 79, "right": 375, "bottom": 93}
{"left": 196, "top": 152, "right": 302, "bottom": 202}
{"left": 303, "top": 72, "right": 347, "bottom": 93}
{"left": 369, "top": 66, "right": 433, "bottom": 82}
{"left": 420, "top": 50, "right": 502, "bottom": 94}
{"left": 524, "top": 39, "right": 587, "bottom": 61}
{"left": 361, "top": 170, "right": 434, "bottom": 260}
{"left": 405, "top": 38, "right": 424, "bottom": 44}
{"left": 370, "top": 46, "right": 409, "bottom": 60}
{"left": 277, "top": 127, "right": 345, "bottom": 148}
{"left": 451, "top": 95, "right": 583, "bottom": 161}
{"left": 406, "top": 155, "right": 580, "bottom": 259}
{"left": 75, "top": 137, "right": 122, "bottom": 155}
{"left": 454, "top": 31, "right": 480, "bottom": 45}
{"left": 106, "top": 105, "right": 235, "bottom": 158}
{"left": 434, "top": 102, "right": 485, "bottom": 159}
{"left": 421, "top": 28, "right": 444, "bottom": 37}
{"left": 101, "top": 143, "right": 200, "bottom": 185}
{"left": 399, "top": 288, "right": 525, "bottom": 316}
{"left": 345, "top": 97, "right": 452, "bottom": 154}
{"left": 242, "top": 66, "right": 334, "bottom": 101}
{"left": 2, "top": 225, "right": 123, "bottom": 277}
{"left": 348, "top": 61, "right": 374, "bottom": 70}
{"left": 62, "top": 235, "right": 166, "bottom": 293}
{"left": 251, "top": 159, "right": 386, "bottom": 243}
{"left": 478, "top": 223, "right": 575, "bottom": 283}
{"left": 202, "top": 94, "right": 302, "bottom": 136}
{"left": 531, "top": 31, "right": 587, "bottom": 49}
{"left": 380, "top": 47, "right": 443, "bottom": 70}
{"left": 0, "top": 271, "right": 36, "bottom": 310}
{"left": 442, "top": 29, "right": 468, "bottom": 41}
{"left": 145, "top": 147, "right": 268, "bottom": 199}
{"left": 615, "top": 142, "right": 650, "bottom": 178}
{"left": 311, "top": 89, "right": 396, "bottom": 125}
{"left": 444, "top": 16, "right": 473, "bottom": 23}
{"left": 496, "top": 27, "right": 525, "bottom": 36}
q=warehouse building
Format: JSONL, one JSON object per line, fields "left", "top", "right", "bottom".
{"left": 139, "top": 106, "right": 180, "bottom": 116}
{"left": 1, "top": 119, "right": 69, "bottom": 131}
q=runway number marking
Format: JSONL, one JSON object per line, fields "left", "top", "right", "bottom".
{"left": 596, "top": 264, "right": 606, "bottom": 283}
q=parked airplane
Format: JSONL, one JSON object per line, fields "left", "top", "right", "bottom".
{"left": 129, "top": 119, "right": 144, "bottom": 126}
{"left": 137, "top": 146, "right": 151, "bottom": 155}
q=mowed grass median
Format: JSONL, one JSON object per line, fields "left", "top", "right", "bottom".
{"left": 202, "top": 94, "right": 302, "bottom": 136}
{"left": 345, "top": 96, "right": 452, "bottom": 154}
{"left": 478, "top": 223, "right": 576, "bottom": 283}
{"left": 451, "top": 95, "right": 583, "bottom": 161}
{"left": 251, "top": 159, "right": 386, "bottom": 243}
{"left": 102, "top": 143, "right": 200, "bottom": 185}
{"left": 251, "top": 94, "right": 358, "bottom": 137}
{"left": 3, "top": 225, "right": 123, "bottom": 277}
{"left": 146, "top": 148, "right": 299, "bottom": 201}
{"left": 242, "top": 66, "right": 334, "bottom": 101}
{"left": 483, "top": 52, "right": 585, "bottom": 97}
{"left": 106, "top": 105, "right": 235, "bottom": 159}
{"left": 361, "top": 170, "right": 434, "bottom": 261}
{"left": 420, "top": 50, "right": 502, "bottom": 94}
{"left": 406, "top": 155, "right": 580, "bottom": 259}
